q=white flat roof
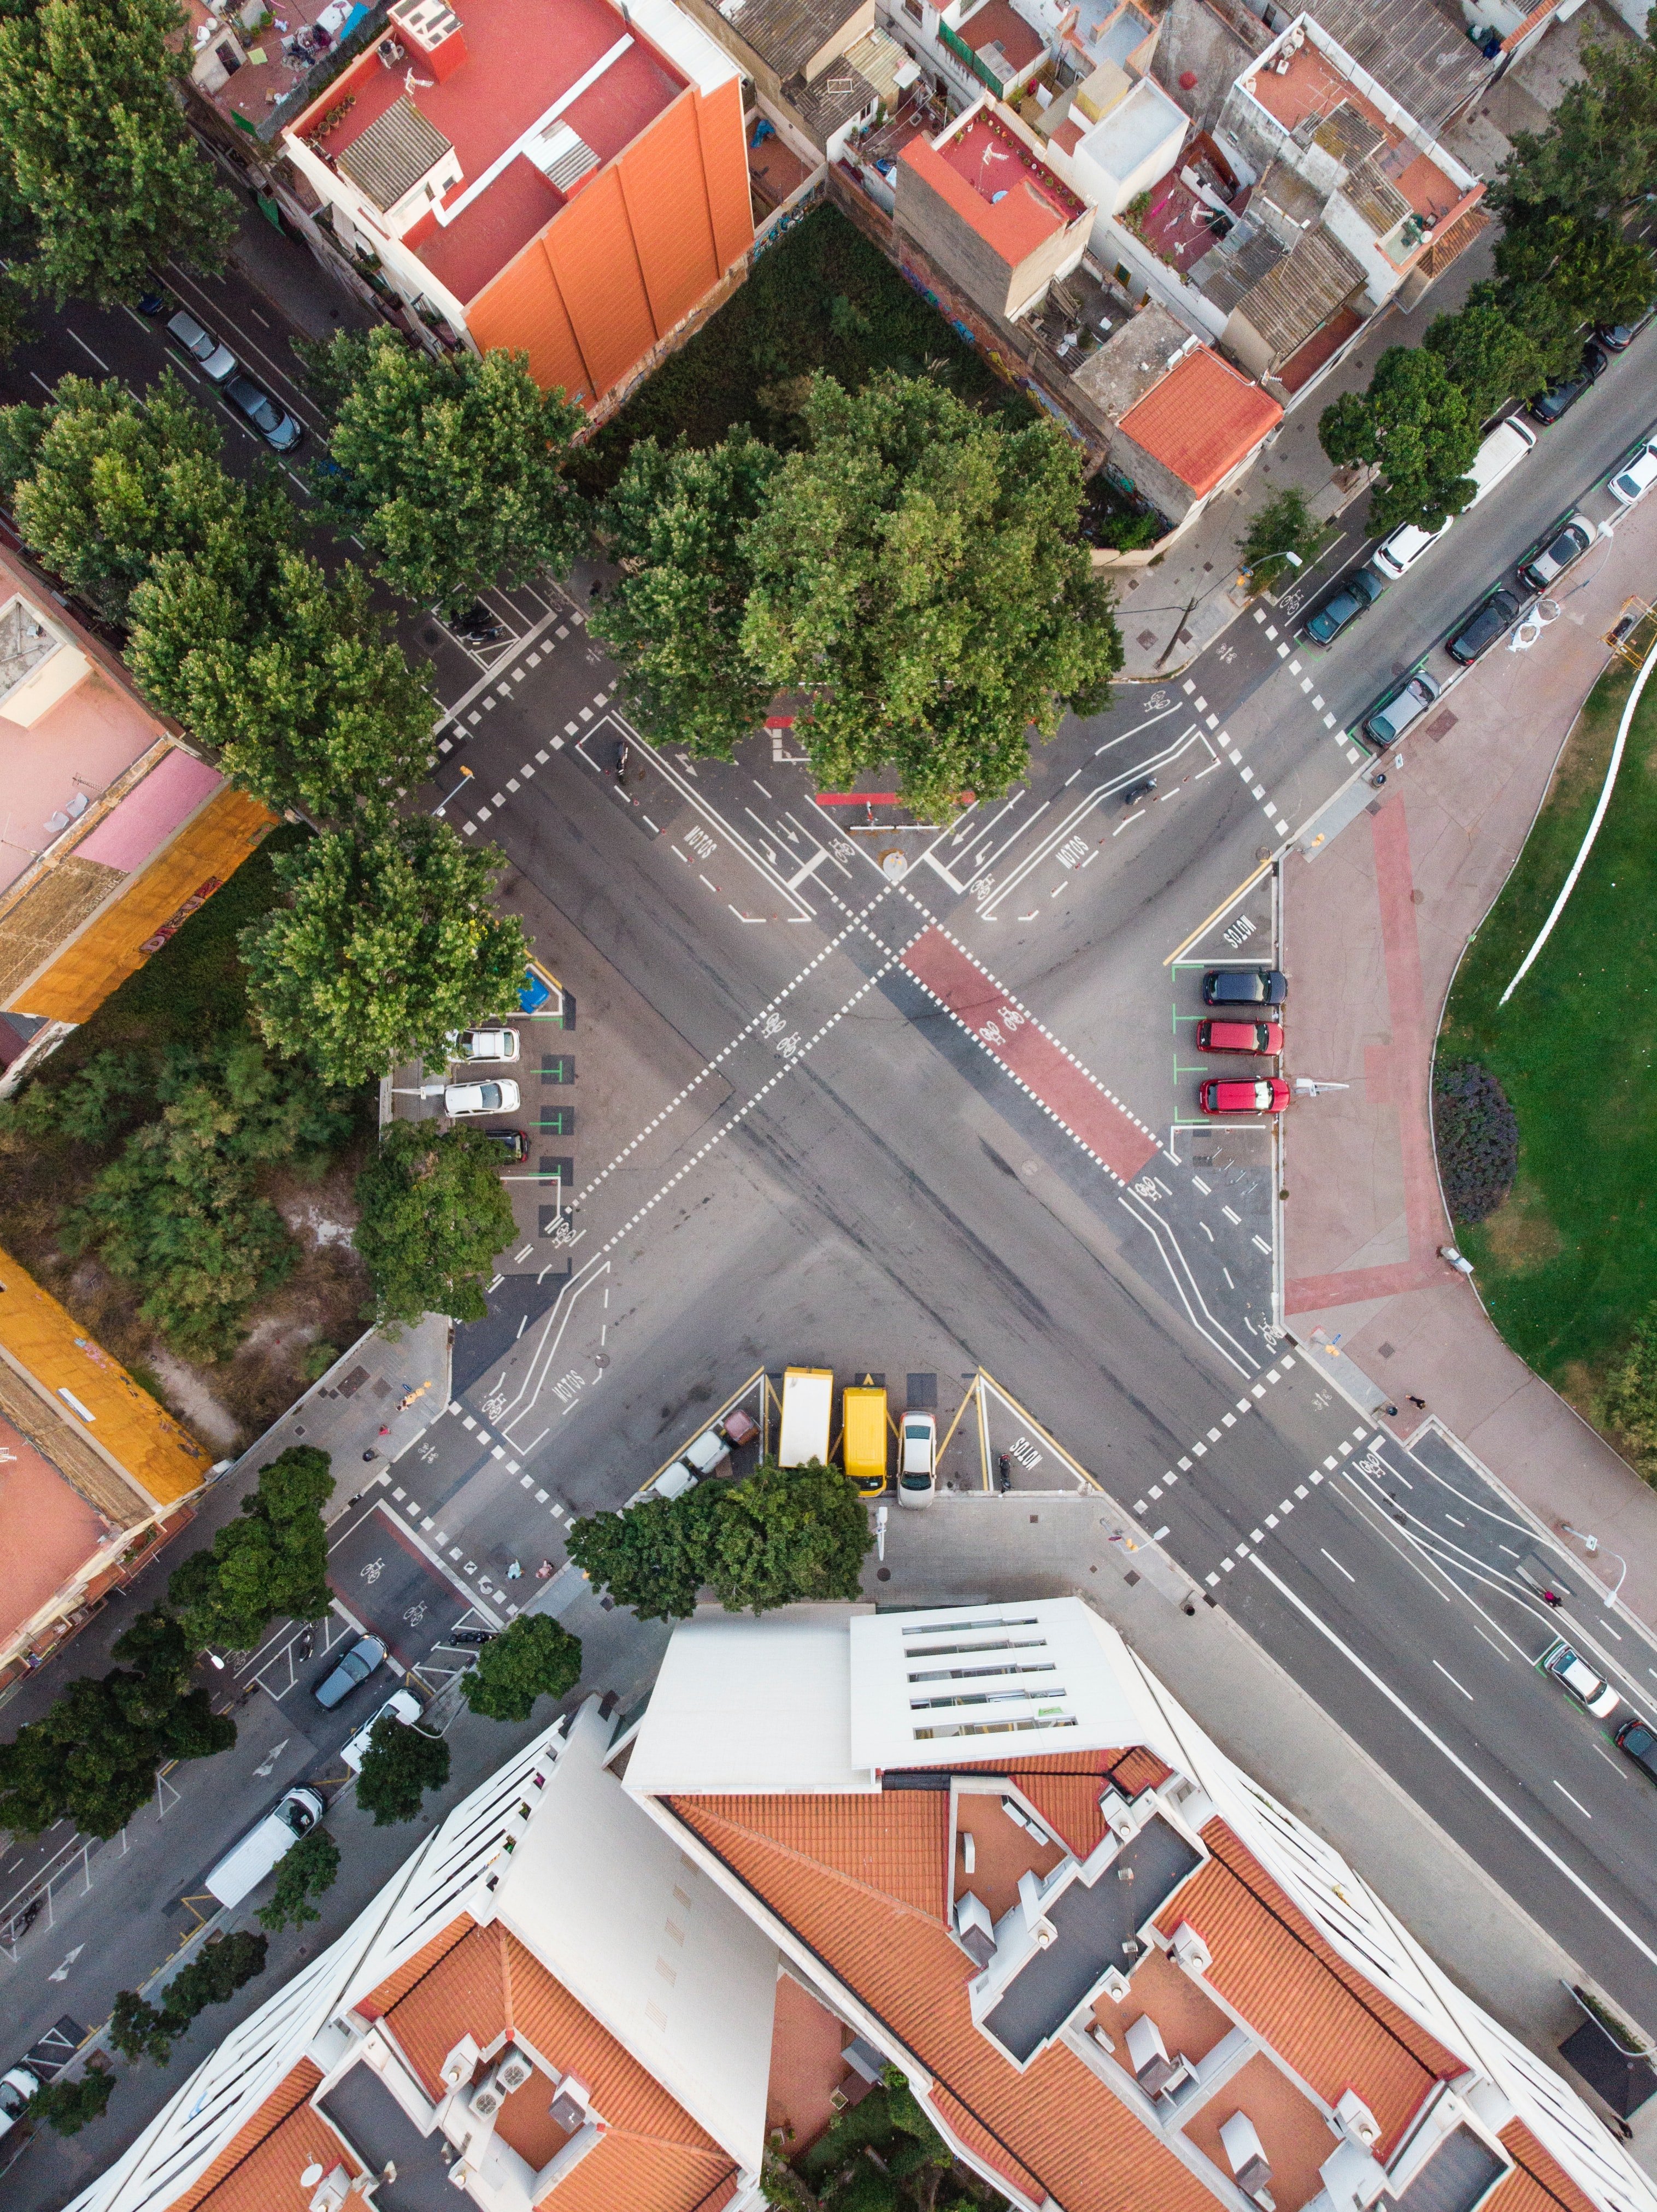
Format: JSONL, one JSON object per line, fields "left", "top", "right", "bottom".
{"left": 622, "top": 1608, "right": 879, "bottom": 1795}
{"left": 1077, "top": 77, "right": 1188, "bottom": 183}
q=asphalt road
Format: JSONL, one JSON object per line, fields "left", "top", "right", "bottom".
{"left": 7, "top": 223, "right": 1657, "bottom": 2122}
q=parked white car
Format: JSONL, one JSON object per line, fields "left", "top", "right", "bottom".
{"left": 0, "top": 2061, "right": 41, "bottom": 2140}
{"left": 448, "top": 1026, "right": 520, "bottom": 1063}
{"left": 445, "top": 1079, "right": 521, "bottom": 1116}
{"left": 342, "top": 1687, "right": 425, "bottom": 1773}
{"left": 1609, "top": 440, "right": 1657, "bottom": 508}
{"left": 898, "top": 1410, "right": 937, "bottom": 1509}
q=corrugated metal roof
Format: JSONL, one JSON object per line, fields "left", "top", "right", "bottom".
{"left": 720, "top": 0, "right": 867, "bottom": 76}
{"left": 1303, "top": 0, "right": 1495, "bottom": 129}
{"left": 1232, "top": 221, "right": 1365, "bottom": 362}
{"left": 336, "top": 93, "right": 453, "bottom": 209}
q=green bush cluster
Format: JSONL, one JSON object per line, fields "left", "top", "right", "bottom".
{"left": 109, "top": 1931, "right": 268, "bottom": 2069}
{"left": 1433, "top": 1060, "right": 1520, "bottom": 1224}
{"left": 568, "top": 1457, "right": 873, "bottom": 1621}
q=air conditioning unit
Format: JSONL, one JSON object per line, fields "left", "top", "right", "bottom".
{"left": 1336, "top": 2089, "right": 1381, "bottom": 2146}
{"left": 440, "top": 2034, "right": 481, "bottom": 2089}
{"left": 468, "top": 2073, "right": 506, "bottom": 2121}
{"left": 494, "top": 2047, "right": 534, "bottom": 2095}
{"left": 549, "top": 2075, "right": 590, "bottom": 2133}
{"left": 308, "top": 2168, "right": 351, "bottom": 2212}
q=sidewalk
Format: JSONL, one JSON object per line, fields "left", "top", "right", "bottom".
{"left": 1279, "top": 486, "right": 1657, "bottom": 1627}
{"left": 1112, "top": 236, "right": 1494, "bottom": 679}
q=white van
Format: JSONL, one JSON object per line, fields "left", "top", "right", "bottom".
{"left": 1368, "top": 416, "right": 1537, "bottom": 583}
{"left": 204, "top": 1786, "right": 325, "bottom": 1908}
{"left": 778, "top": 1367, "right": 833, "bottom": 1468}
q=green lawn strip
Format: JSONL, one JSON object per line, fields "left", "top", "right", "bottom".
{"left": 572, "top": 204, "right": 1030, "bottom": 493}
{"left": 1437, "top": 656, "right": 1657, "bottom": 1396}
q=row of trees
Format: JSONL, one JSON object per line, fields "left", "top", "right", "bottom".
{"left": 567, "top": 1458, "right": 873, "bottom": 1620}
{"left": 1319, "top": 16, "right": 1657, "bottom": 537}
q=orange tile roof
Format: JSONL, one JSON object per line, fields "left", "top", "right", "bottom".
{"left": 671, "top": 1797, "right": 1217, "bottom": 2212}
{"left": 191, "top": 2100, "right": 362, "bottom": 2212}
{"left": 358, "top": 1911, "right": 472, "bottom": 2019}
{"left": 1496, "top": 2120, "right": 1602, "bottom": 2212}
{"left": 689, "top": 1794, "right": 949, "bottom": 1920}
{"left": 171, "top": 2063, "right": 326, "bottom": 2212}
{"left": 1158, "top": 1822, "right": 1458, "bottom": 2156}
{"left": 1116, "top": 348, "right": 1282, "bottom": 497}
{"left": 901, "top": 116, "right": 1083, "bottom": 270}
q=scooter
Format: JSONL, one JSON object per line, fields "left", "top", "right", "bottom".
{"left": 997, "top": 1454, "right": 1012, "bottom": 1493}
{"left": 297, "top": 1625, "right": 315, "bottom": 1662}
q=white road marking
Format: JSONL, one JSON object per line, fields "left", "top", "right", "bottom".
{"left": 1432, "top": 1659, "right": 1474, "bottom": 1701}
{"left": 1553, "top": 1779, "right": 1592, "bottom": 1820}
{"left": 1320, "top": 1547, "right": 1356, "bottom": 1582}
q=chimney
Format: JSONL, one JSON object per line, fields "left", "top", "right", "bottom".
{"left": 390, "top": 0, "right": 467, "bottom": 79}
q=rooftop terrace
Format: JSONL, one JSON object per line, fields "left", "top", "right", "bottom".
{"left": 904, "top": 108, "right": 1088, "bottom": 264}
{"left": 1238, "top": 39, "right": 1463, "bottom": 222}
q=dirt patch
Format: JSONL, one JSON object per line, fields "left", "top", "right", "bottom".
{"left": 1477, "top": 1176, "right": 1563, "bottom": 1274}
{"left": 144, "top": 1349, "right": 242, "bottom": 1452}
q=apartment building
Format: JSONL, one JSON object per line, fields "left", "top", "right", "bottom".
{"left": 0, "top": 1250, "right": 213, "bottom": 1688}
{"left": 187, "top": 0, "right": 754, "bottom": 422}
{"left": 74, "top": 1598, "right": 1656, "bottom": 2212}
{"left": 0, "top": 544, "right": 275, "bottom": 1095}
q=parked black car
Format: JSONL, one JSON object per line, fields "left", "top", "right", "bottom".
{"left": 1528, "top": 340, "right": 1607, "bottom": 425}
{"left": 1202, "top": 968, "right": 1288, "bottom": 1007}
{"left": 1615, "top": 1716, "right": 1657, "bottom": 1785}
{"left": 1120, "top": 775, "right": 1156, "bottom": 807}
{"left": 1305, "top": 564, "right": 1384, "bottom": 646}
{"left": 1447, "top": 588, "right": 1520, "bottom": 665}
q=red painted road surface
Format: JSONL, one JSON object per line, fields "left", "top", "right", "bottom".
{"left": 901, "top": 927, "right": 1160, "bottom": 1184}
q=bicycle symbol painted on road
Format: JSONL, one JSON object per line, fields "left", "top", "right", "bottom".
{"left": 403, "top": 1601, "right": 427, "bottom": 1628}
{"left": 360, "top": 1556, "right": 385, "bottom": 1586}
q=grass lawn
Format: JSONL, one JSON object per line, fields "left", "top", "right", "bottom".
{"left": 1437, "top": 653, "right": 1657, "bottom": 1417}
{"left": 572, "top": 204, "right": 1030, "bottom": 493}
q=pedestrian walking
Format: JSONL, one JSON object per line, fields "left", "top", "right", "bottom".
{"left": 378, "top": 1425, "right": 391, "bottom": 1437}
{"left": 362, "top": 1450, "right": 377, "bottom": 1463}
{"left": 506, "top": 1560, "right": 522, "bottom": 1580}
{"left": 1542, "top": 1589, "right": 1562, "bottom": 1608}
{"left": 1383, "top": 1403, "right": 1400, "bottom": 1418}
{"left": 1407, "top": 1395, "right": 1426, "bottom": 1410}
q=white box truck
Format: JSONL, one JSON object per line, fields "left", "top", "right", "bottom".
{"left": 778, "top": 1367, "right": 833, "bottom": 1467}
{"left": 204, "top": 1786, "right": 325, "bottom": 1909}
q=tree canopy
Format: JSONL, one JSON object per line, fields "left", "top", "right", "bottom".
{"left": 597, "top": 373, "right": 1120, "bottom": 820}
{"left": 741, "top": 374, "right": 1121, "bottom": 821}
{"left": 1422, "top": 287, "right": 1545, "bottom": 425}
{"left": 1318, "top": 346, "right": 1482, "bottom": 537}
{"left": 462, "top": 1615, "right": 583, "bottom": 1722}
{"left": 594, "top": 433, "right": 785, "bottom": 757}
{"left": 27, "top": 2069, "right": 115, "bottom": 2135}
{"left": 1493, "top": 210, "right": 1656, "bottom": 337}
{"left": 0, "top": 1606, "right": 234, "bottom": 1837}
{"left": 355, "top": 1714, "right": 450, "bottom": 1825}
{"left": 167, "top": 1445, "right": 335, "bottom": 1652}
{"left": 256, "top": 1826, "right": 340, "bottom": 1932}
{"left": 61, "top": 1043, "right": 350, "bottom": 1360}
{"left": 0, "top": 0, "right": 236, "bottom": 305}
{"left": 309, "top": 330, "right": 586, "bottom": 610}
{"left": 354, "top": 1120, "right": 518, "bottom": 1328}
{"left": 240, "top": 815, "right": 527, "bottom": 1086}
{"left": 130, "top": 550, "right": 436, "bottom": 822}
{"left": 568, "top": 1459, "right": 872, "bottom": 1620}
{"left": 0, "top": 373, "right": 284, "bottom": 619}
{"left": 1236, "top": 487, "right": 1320, "bottom": 594}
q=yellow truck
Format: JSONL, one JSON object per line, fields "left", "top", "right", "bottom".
{"left": 842, "top": 1382, "right": 889, "bottom": 1497}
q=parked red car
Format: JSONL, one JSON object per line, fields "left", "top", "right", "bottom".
{"left": 1198, "top": 1078, "right": 1289, "bottom": 1115}
{"left": 1196, "top": 1019, "right": 1282, "bottom": 1055}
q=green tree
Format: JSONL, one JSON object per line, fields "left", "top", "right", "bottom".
{"left": 354, "top": 1121, "right": 517, "bottom": 1328}
{"left": 1318, "top": 346, "right": 1482, "bottom": 538}
{"left": 1423, "top": 287, "right": 1545, "bottom": 424}
{"left": 355, "top": 1715, "right": 451, "bottom": 1825}
{"left": 128, "top": 551, "right": 436, "bottom": 822}
{"left": 168, "top": 1445, "right": 335, "bottom": 1652}
{"left": 0, "top": 0, "right": 236, "bottom": 306}
{"left": 110, "top": 1990, "right": 173, "bottom": 2067}
{"left": 240, "top": 814, "right": 527, "bottom": 1087}
{"left": 61, "top": 1042, "right": 346, "bottom": 1361}
{"left": 1601, "top": 1302, "right": 1657, "bottom": 1470}
{"left": 0, "top": 1608, "right": 234, "bottom": 1838}
{"left": 462, "top": 1615, "right": 583, "bottom": 1722}
{"left": 1236, "top": 486, "right": 1321, "bottom": 594}
{"left": 1489, "top": 20, "right": 1657, "bottom": 231}
{"left": 740, "top": 374, "right": 1121, "bottom": 820}
{"left": 0, "top": 372, "right": 280, "bottom": 619}
{"left": 256, "top": 1826, "right": 340, "bottom": 1932}
{"left": 1494, "top": 210, "right": 1657, "bottom": 336}
{"left": 158, "top": 1930, "right": 267, "bottom": 2033}
{"left": 26, "top": 2069, "right": 115, "bottom": 2136}
{"left": 594, "top": 433, "right": 784, "bottom": 758}
{"left": 308, "top": 330, "right": 587, "bottom": 610}
{"left": 566, "top": 1485, "right": 721, "bottom": 1622}
{"left": 706, "top": 1459, "right": 872, "bottom": 1614}
{"left": 568, "top": 1460, "right": 873, "bottom": 1620}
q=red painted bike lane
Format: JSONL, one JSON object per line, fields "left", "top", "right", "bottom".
{"left": 901, "top": 926, "right": 1160, "bottom": 1185}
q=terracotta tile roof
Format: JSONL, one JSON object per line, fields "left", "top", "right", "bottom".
{"left": 671, "top": 1797, "right": 1216, "bottom": 2212}
{"left": 1116, "top": 347, "right": 1282, "bottom": 497}
{"left": 173, "top": 2062, "right": 322, "bottom": 2212}
{"left": 692, "top": 1795, "right": 949, "bottom": 1919}
{"left": 951, "top": 1745, "right": 1169, "bottom": 1785}
{"left": 191, "top": 2088, "right": 360, "bottom": 2212}
{"left": 358, "top": 1911, "right": 473, "bottom": 2020}
{"left": 1015, "top": 1774, "right": 1110, "bottom": 1860}
{"left": 1159, "top": 1822, "right": 1458, "bottom": 2155}
{"left": 384, "top": 1920, "right": 732, "bottom": 2148}
{"left": 539, "top": 2131, "right": 738, "bottom": 2212}
{"left": 1497, "top": 2120, "right": 1602, "bottom": 2212}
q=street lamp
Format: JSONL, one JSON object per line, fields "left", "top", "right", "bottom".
{"left": 432, "top": 763, "right": 473, "bottom": 816}
{"left": 1564, "top": 1525, "right": 1629, "bottom": 1601}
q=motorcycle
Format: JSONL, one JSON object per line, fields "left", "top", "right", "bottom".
{"left": 297, "top": 1626, "right": 315, "bottom": 1662}
{"left": 8, "top": 1896, "right": 43, "bottom": 1943}
{"left": 997, "top": 1454, "right": 1012, "bottom": 1493}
